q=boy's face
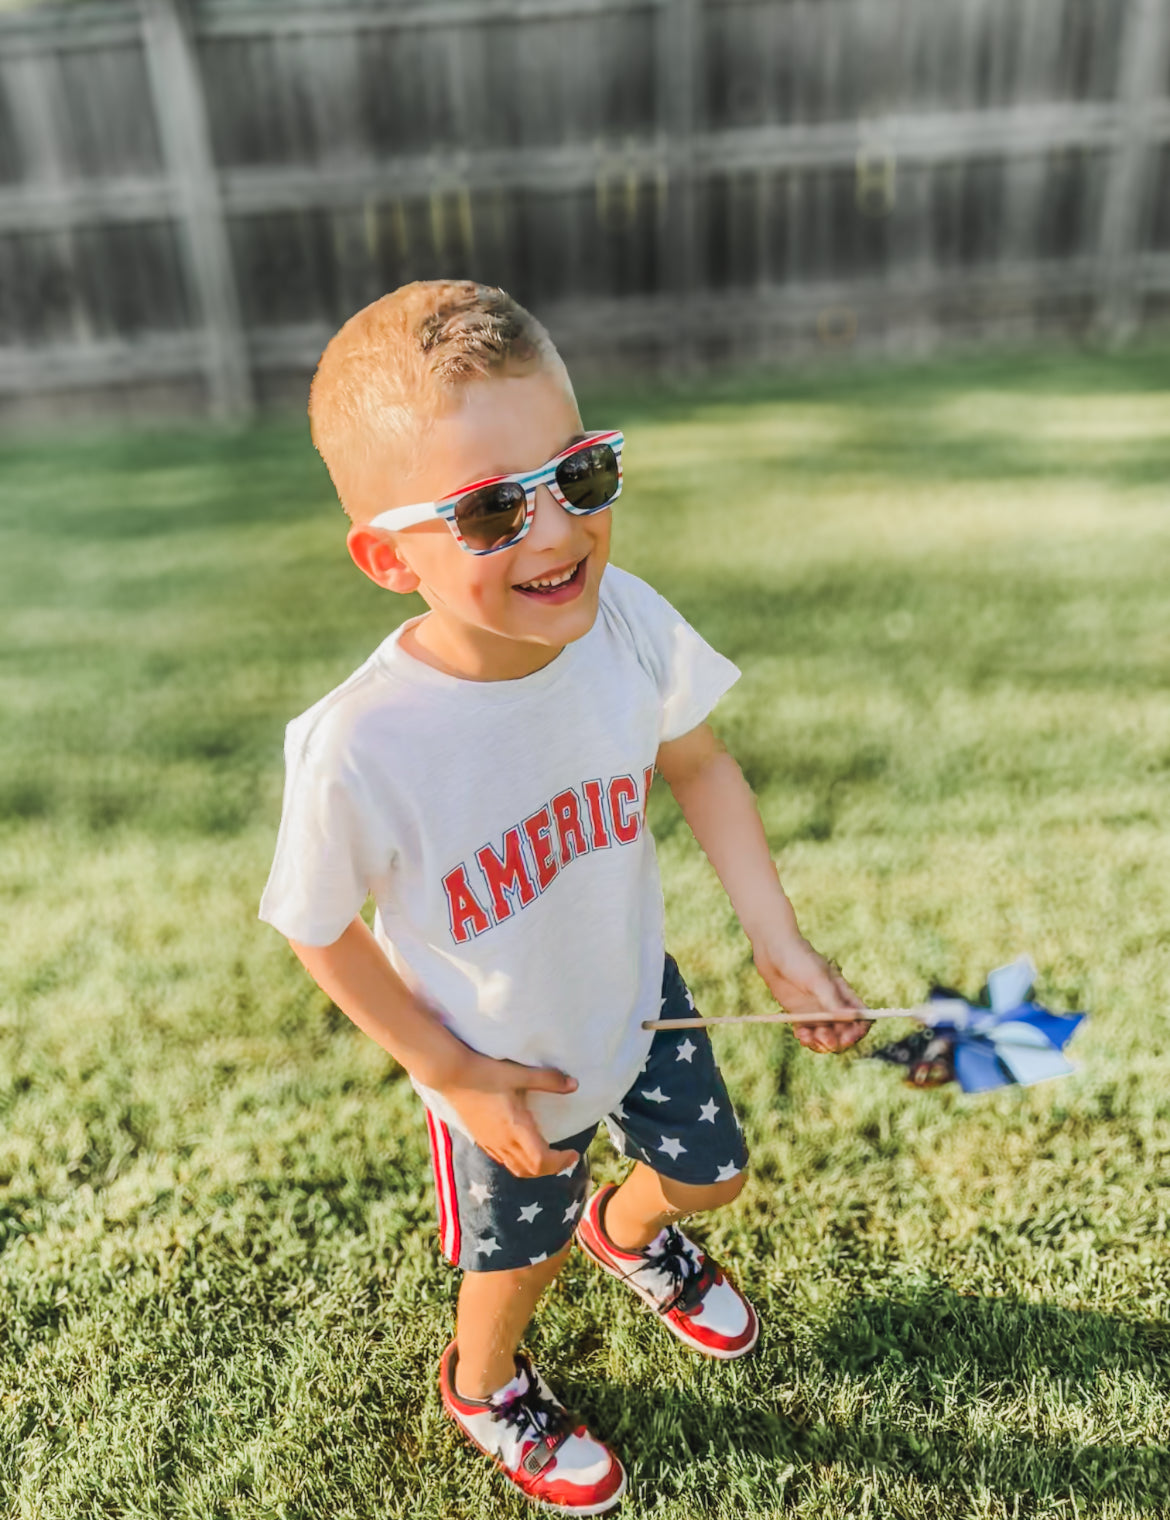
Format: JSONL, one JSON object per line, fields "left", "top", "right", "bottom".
{"left": 349, "top": 364, "right": 612, "bottom": 678}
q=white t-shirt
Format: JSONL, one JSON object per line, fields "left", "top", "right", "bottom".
{"left": 258, "top": 564, "right": 740, "bottom": 1142}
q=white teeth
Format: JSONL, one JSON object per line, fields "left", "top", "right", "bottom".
{"left": 517, "top": 562, "right": 579, "bottom": 591}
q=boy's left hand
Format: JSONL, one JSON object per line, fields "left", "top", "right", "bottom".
{"left": 752, "top": 930, "right": 871, "bottom": 1053}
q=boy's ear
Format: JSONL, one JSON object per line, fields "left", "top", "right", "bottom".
{"left": 346, "top": 525, "right": 420, "bottom": 593}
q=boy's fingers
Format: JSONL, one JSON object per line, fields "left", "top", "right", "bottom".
{"left": 830, "top": 971, "right": 870, "bottom": 1014}
{"left": 813, "top": 967, "right": 866, "bottom": 1014}
{"left": 514, "top": 1118, "right": 577, "bottom": 1177}
{"left": 795, "top": 1018, "right": 869, "bottom": 1053}
{"left": 541, "top": 1146, "right": 581, "bottom": 1176}
{"left": 508, "top": 1107, "right": 580, "bottom": 1178}
{"left": 512, "top": 1063, "right": 579, "bottom": 1095}
{"left": 505, "top": 1145, "right": 579, "bottom": 1180}
{"left": 499, "top": 1130, "right": 544, "bottom": 1177}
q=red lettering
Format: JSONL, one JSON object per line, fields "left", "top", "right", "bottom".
{"left": 551, "top": 788, "right": 589, "bottom": 865}
{"left": 443, "top": 864, "right": 492, "bottom": 944}
{"left": 608, "top": 775, "right": 640, "bottom": 844}
{"left": 476, "top": 827, "right": 537, "bottom": 924}
{"left": 581, "top": 779, "right": 611, "bottom": 850}
{"left": 522, "top": 806, "right": 559, "bottom": 891}
{"left": 641, "top": 765, "right": 655, "bottom": 829}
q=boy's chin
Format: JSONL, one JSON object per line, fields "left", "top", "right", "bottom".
{"left": 508, "top": 598, "right": 600, "bottom": 646}
{"left": 509, "top": 583, "right": 603, "bottom": 642}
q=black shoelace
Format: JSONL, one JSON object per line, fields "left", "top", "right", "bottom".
{"left": 493, "top": 1370, "right": 571, "bottom": 1447}
{"left": 618, "top": 1225, "right": 706, "bottom": 1314}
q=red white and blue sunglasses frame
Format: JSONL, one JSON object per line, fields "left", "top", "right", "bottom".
{"left": 366, "top": 429, "right": 624, "bottom": 555}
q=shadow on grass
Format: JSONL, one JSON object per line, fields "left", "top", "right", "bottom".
{"left": 560, "top": 1288, "right": 1169, "bottom": 1514}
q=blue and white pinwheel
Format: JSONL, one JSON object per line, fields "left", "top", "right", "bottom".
{"left": 871, "top": 956, "right": 1086, "bottom": 1093}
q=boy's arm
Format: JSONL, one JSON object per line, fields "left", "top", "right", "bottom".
{"left": 287, "top": 917, "right": 582, "bottom": 1176}
{"left": 655, "top": 722, "right": 870, "bottom": 1053}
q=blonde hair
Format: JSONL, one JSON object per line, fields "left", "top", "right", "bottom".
{"left": 309, "top": 280, "right": 570, "bottom": 521}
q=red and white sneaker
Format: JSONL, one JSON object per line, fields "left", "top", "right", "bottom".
{"left": 575, "top": 1183, "right": 759, "bottom": 1360}
{"left": 439, "top": 1339, "right": 626, "bottom": 1515}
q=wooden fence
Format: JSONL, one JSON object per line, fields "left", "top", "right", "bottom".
{"left": 1, "top": 0, "right": 1169, "bottom": 422}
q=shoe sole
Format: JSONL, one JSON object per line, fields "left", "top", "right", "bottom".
{"left": 575, "top": 1208, "right": 760, "bottom": 1362}
{"left": 439, "top": 1366, "right": 627, "bottom": 1515}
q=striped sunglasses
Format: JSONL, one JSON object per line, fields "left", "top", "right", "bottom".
{"left": 367, "top": 430, "right": 623, "bottom": 556}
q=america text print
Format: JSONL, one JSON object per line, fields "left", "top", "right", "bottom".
{"left": 442, "top": 767, "right": 655, "bottom": 943}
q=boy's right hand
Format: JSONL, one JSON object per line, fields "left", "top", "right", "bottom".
{"left": 436, "top": 1052, "right": 581, "bottom": 1179}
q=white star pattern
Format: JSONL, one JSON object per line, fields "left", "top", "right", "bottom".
{"left": 529, "top": 1252, "right": 548, "bottom": 1265}
{"left": 675, "top": 1038, "right": 697, "bottom": 1063}
{"left": 641, "top": 1086, "right": 669, "bottom": 1104}
{"left": 684, "top": 987, "right": 696, "bottom": 1011}
{"left": 518, "top": 1202, "right": 543, "bottom": 1224}
{"left": 658, "top": 1135, "right": 686, "bottom": 1160}
{"left": 556, "top": 1160, "right": 578, "bottom": 1178}
{"left": 563, "top": 1201, "right": 581, "bottom": 1225}
{"left": 476, "top": 1236, "right": 500, "bottom": 1257}
{"left": 714, "top": 1161, "right": 740, "bottom": 1183}
{"left": 699, "top": 1098, "right": 720, "bottom": 1123}
{"left": 660, "top": 995, "right": 668, "bottom": 1011}
{"left": 468, "top": 1181, "right": 492, "bottom": 1206}
{"left": 611, "top": 1102, "right": 626, "bottom": 1120}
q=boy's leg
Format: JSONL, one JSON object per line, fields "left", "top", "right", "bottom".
{"left": 601, "top": 1159, "right": 745, "bottom": 1253}
{"left": 454, "top": 1240, "right": 573, "bottom": 1398}
{"left": 574, "top": 954, "right": 757, "bottom": 1358}
{"left": 431, "top": 1120, "right": 628, "bottom": 1515}
{"left": 423, "top": 1108, "right": 598, "bottom": 1393}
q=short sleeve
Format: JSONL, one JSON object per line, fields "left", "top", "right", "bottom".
{"left": 257, "top": 715, "right": 392, "bottom": 947}
{"left": 600, "top": 565, "right": 741, "bottom": 743}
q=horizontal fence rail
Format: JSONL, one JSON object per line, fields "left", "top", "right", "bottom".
{"left": 0, "top": 0, "right": 1168, "bottom": 420}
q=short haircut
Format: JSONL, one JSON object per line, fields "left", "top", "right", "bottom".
{"left": 309, "top": 280, "right": 570, "bottom": 521}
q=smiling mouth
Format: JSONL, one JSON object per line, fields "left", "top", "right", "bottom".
{"left": 513, "top": 557, "right": 586, "bottom": 594}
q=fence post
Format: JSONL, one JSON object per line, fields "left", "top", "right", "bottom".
{"left": 139, "top": 0, "right": 254, "bottom": 421}
{"left": 1098, "top": 0, "right": 1169, "bottom": 344}
{"left": 657, "top": 0, "right": 700, "bottom": 365}
{"left": 4, "top": 49, "right": 86, "bottom": 345}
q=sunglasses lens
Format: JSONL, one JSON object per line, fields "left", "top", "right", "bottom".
{"left": 555, "top": 443, "right": 619, "bottom": 512}
{"left": 453, "top": 482, "right": 528, "bottom": 551}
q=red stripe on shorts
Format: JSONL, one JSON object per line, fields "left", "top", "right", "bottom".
{"left": 425, "top": 1107, "right": 461, "bottom": 1265}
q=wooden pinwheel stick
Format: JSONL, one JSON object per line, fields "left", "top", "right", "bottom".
{"left": 641, "top": 1003, "right": 964, "bottom": 1031}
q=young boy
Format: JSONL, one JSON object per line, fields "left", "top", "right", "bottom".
{"left": 258, "top": 280, "right": 869, "bottom": 1514}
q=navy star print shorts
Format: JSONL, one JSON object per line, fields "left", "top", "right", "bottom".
{"left": 424, "top": 953, "right": 750, "bottom": 1272}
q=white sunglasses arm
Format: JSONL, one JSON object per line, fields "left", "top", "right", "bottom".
{"left": 366, "top": 501, "right": 443, "bottom": 532}
{"left": 366, "top": 469, "right": 540, "bottom": 533}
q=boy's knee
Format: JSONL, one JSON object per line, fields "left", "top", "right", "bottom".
{"left": 705, "top": 1166, "right": 747, "bottom": 1209}
{"left": 661, "top": 1164, "right": 747, "bottom": 1215}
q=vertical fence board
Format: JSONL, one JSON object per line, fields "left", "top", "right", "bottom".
{"left": 2, "top": 51, "right": 93, "bottom": 346}
{"left": 140, "top": 0, "right": 253, "bottom": 418}
{"left": 1098, "top": 0, "right": 1170, "bottom": 339}
{"left": 659, "top": 0, "right": 698, "bottom": 356}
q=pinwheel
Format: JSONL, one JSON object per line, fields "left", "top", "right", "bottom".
{"left": 642, "top": 956, "right": 1085, "bottom": 1094}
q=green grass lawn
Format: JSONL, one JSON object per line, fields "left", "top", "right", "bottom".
{"left": 1, "top": 344, "right": 1168, "bottom": 1519}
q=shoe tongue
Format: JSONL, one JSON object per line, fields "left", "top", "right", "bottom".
{"left": 646, "top": 1225, "right": 694, "bottom": 1261}
{"left": 642, "top": 1227, "right": 701, "bottom": 1285}
{"left": 489, "top": 1364, "right": 532, "bottom": 1409}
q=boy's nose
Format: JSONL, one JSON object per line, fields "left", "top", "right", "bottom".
{"left": 525, "top": 482, "right": 580, "bottom": 553}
